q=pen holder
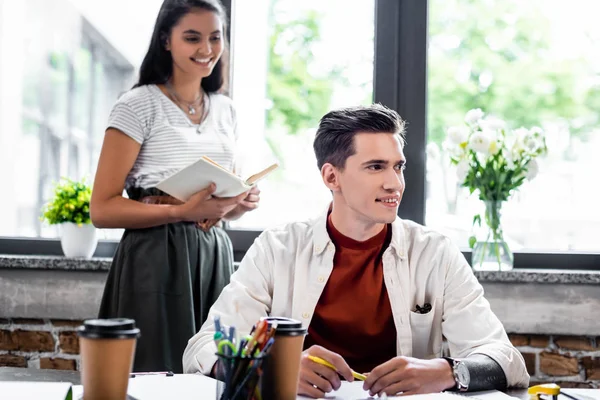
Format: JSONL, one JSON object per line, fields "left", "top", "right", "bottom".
{"left": 215, "top": 353, "right": 269, "bottom": 400}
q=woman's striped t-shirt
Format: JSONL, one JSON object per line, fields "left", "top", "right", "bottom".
{"left": 106, "top": 84, "right": 239, "bottom": 189}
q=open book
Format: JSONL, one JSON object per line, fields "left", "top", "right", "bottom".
{"left": 156, "top": 156, "right": 278, "bottom": 201}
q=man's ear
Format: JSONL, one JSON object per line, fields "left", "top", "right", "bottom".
{"left": 321, "top": 163, "right": 340, "bottom": 191}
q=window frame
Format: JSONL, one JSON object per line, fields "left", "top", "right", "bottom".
{"left": 1, "top": 0, "right": 599, "bottom": 270}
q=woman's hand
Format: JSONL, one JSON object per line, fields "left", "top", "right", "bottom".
{"left": 174, "top": 183, "right": 249, "bottom": 222}
{"left": 223, "top": 185, "right": 261, "bottom": 221}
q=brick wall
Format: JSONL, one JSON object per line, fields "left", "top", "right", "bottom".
{"left": 1, "top": 318, "right": 599, "bottom": 389}
{"left": 0, "top": 318, "right": 81, "bottom": 371}
{"left": 508, "top": 334, "right": 600, "bottom": 388}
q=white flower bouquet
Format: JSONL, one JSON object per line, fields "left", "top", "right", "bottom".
{"left": 444, "top": 108, "right": 548, "bottom": 269}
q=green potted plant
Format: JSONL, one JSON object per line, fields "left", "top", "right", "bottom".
{"left": 41, "top": 178, "right": 97, "bottom": 259}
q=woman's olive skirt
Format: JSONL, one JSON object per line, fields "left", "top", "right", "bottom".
{"left": 98, "top": 187, "right": 234, "bottom": 373}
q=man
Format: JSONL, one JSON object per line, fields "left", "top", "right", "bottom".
{"left": 183, "top": 104, "right": 529, "bottom": 397}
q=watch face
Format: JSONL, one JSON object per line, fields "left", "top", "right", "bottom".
{"left": 456, "top": 363, "right": 470, "bottom": 386}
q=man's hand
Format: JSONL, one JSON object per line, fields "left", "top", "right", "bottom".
{"left": 363, "top": 357, "right": 455, "bottom": 397}
{"left": 298, "top": 345, "right": 354, "bottom": 398}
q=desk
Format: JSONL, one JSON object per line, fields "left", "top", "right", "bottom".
{"left": 0, "top": 367, "right": 80, "bottom": 384}
{"left": 1, "top": 367, "right": 598, "bottom": 399}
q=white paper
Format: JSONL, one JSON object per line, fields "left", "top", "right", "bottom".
{"left": 297, "top": 381, "right": 452, "bottom": 399}
{"left": 561, "top": 389, "right": 600, "bottom": 400}
{"left": 296, "top": 381, "right": 521, "bottom": 400}
{"left": 72, "top": 374, "right": 217, "bottom": 400}
{"left": 67, "top": 377, "right": 600, "bottom": 400}
{"left": 458, "top": 389, "right": 520, "bottom": 399}
{"left": 296, "top": 381, "right": 371, "bottom": 399}
{"left": 0, "top": 381, "right": 72, "bottom": 400}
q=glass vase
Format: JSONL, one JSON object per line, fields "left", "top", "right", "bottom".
{"left": 471, "top": 200, "right": 514, "bottom": 271}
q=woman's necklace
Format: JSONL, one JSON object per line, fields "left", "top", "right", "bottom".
{"left": 165, "top": 81, "right": 204, "bottom": 115}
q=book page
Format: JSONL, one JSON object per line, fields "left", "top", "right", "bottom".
{"left": 245, "top": 163, "right": 279, "bottom": 185}
{"left": 156, "top": 157, "right": 250, "bottom": 199}
{"left": 202, "top": 156, "right": 233, "bottom": 174}
{"left": 203, "top": 155, "right": 278, "bottom": 185}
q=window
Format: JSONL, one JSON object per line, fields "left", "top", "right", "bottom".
{"left": 426, "top": 0, "right": 600, "bottom": 252}
{"left": 0, "top": 0, "right": 155, "bottom": 240}
{"left": 228, "top": 0, "right": 375, "bottom": 229}
{"left": 1, "top": 0, "right": 597, "bottom": 268}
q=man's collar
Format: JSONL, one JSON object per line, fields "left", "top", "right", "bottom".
{"left": 312, "top": 204, "right": 406, "bottom": 259}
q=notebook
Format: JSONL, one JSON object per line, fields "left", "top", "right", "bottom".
{"left": 156, "top": 156, "right": 278, "bottom": 201}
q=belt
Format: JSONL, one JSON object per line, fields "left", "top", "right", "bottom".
{"left": 139, "top": 195, "right": 221, "bottom": 232}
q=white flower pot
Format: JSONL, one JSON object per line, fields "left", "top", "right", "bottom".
{"left": 59, "top": 223, "right": 98, "bottom": 259}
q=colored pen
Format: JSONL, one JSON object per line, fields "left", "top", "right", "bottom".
{"left": 307, "top": 355, "right": 367, "bottom": 381}
{"left": 212, "top": 318, "right": 280, "bottom": 399}
{"left": 258, "top": 338, "right": 274, "bottom": 357}
{"left": 214, "top": 315, "right": 223, "bottom": 335}
{"left": 218, "top": 340, "right": 237, "bottom": 356}
{"left": 230, "top": 358, "right": 262, "bottom": 399}
{"left": 238, "top": 335, "right": 253, "bottom": 356}
{"left": 214, "top": 331, "right": 224, "bottom": 351}
{"left": 237, "top": 338, "right": 248, "bottom": 356}
{"left": 245, "top": 320, "right": 267, "bottom": 355}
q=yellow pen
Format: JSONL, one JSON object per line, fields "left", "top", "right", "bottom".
{"left": 307, "top": 355, "right": 367, "bottom": 381}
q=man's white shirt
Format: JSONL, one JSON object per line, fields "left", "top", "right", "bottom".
{"left": 183, "top": 207, "right": 529, "bottom": 388}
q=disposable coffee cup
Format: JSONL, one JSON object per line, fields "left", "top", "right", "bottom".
{"left": 77, "top": 318, "right": 140, "bottom": 400}
{"left": 260, "top": 317, "right": 307, "bottom": 400}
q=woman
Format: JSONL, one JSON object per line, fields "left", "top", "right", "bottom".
{"left": 90, "top": 0, "right": 259, "bottom": 373}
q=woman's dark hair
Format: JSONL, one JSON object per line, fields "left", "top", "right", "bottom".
{"left": 134, "top": 0, "right": 229, "bottom": 93}
{"left": 313, "top": 104, "right": 406, "bottom": 170}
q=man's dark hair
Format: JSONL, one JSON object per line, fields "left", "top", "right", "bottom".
{"left": 313, "top": 104, "right": 406, "bottom": 170}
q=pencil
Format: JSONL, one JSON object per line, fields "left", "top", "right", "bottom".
{"left": 307, "top": 355, "right": 367, "bottom": 381}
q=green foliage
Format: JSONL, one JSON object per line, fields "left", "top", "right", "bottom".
{"left": 428, "top": 0, "right": 597, "bottom": 146}
{"left": 461, "top": 148, "right": 527, "bottom": 202}
{"left": 266, "top": 5, "right": 336, "bottom": 135}
{"left": 468, "top": 235, "right": 477, "bottom": 249}
{"left": 41, "top": 178, "right": 92, "bottom": 225}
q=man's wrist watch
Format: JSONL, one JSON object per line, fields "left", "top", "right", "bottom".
{"left": 444, "top": 357, "right": 470, "bottom": 392}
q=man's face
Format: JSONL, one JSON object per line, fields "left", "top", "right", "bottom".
{"left": 329, "top": 132, "right": 406, "bottom": 225}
